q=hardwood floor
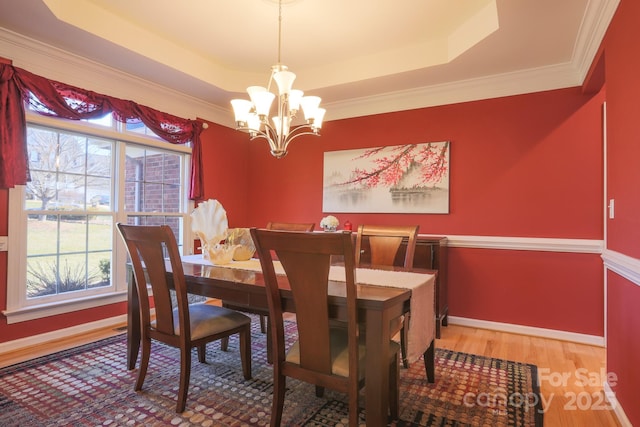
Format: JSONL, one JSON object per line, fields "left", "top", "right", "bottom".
{"left": 0, "top": 321, "right": 622, "bottom": 426}
{"left": 437, "top": 324, "right": 621, "bottom": 427}
{"left": 0, "top": 322, "right": 126, "bottom": 369}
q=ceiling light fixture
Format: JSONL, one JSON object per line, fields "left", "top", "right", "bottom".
{"left": 230, "top": 0, "right": 325, "bottom": 159}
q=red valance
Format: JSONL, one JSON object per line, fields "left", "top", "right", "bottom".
{"left": 0, "top": 63, "right": 205, "bottom": 199}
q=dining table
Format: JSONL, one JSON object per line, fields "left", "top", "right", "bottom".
{"left": 126, "top": 255, "right": 436, "bottom": 427}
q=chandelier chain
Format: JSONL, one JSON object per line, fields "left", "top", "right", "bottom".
{"left": 277, "top": 0, "right": 282, "bottom": 65}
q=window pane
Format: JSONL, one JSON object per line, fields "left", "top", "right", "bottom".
{"left": 27, "top": 127, "right": 58, "bottom": 172}
{"left": 125, "top": 121, "right": 159, "bottom": 138}
{"left": 163, "top": 152, "right": 182, "bottom": 184}
{"left": 27, "top": 215, "right": 58, "bottom": 255}
{"left": 57, "top": 133, "right": 86, "bottom": 174}
{"left": 59, "top": 215, "right": 88, "bottom": 254}
{"left": 126, "top": 216, "right": 184, "bottom": 251}
{"left": 87, "top": 138, "right": 113, "bottom": 178}
{"left": 164, "top": 184, "right": 181, "bottom": 212}
{"left": 84, "top": 113, "right": 113, "bottom": 128}
{"left": 125, "top": 146, "right": 183, "bottom": 213}
{"left": 88, "top": 215, "right": 113, "bottom": 252}
{"left": 55, "top": 173, "right": 86, "bottom": 208}
{"left": 27, "top": 255, "right": 59, "bottom": 298}
{"left": 87, "top": 177, "right": 111, "bottom": 209}
{"left": 142, "top": 182, "right": 162, "bottom": 211}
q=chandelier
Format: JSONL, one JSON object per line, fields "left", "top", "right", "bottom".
{"left": 230, "top": 0, "right": 325, "bottom": 159}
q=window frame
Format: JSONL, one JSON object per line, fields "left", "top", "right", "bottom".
{"left": 4, "top": 113, "right": 194, "bottom": 324}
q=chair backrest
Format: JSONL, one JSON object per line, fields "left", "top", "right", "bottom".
{"left": 266, "top": 221, "right": 315, "bottom": 232}
{"left": 355, "top": 224, "right": 419, "bottom": 268}
{"left": 117, "top": 223, "right": 189, "bottom": 341}
{"left": 250, "top": 228, "right": 358, "bottom": 379}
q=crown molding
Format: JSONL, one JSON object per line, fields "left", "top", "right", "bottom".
{"left": 573, "top": 0, "right": 621, "bottom": 82}
{"left": 326, "top": 62, "right": 582, "bottom": 121}
{"left": 0, "top": 27, "right": 229, "bottom": 125}
{"left": 0, "top": 0, "right": 620, "bottom": 126}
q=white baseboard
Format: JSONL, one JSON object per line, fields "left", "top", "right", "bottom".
{"left": 0, "top": 315, "right": 127, "bottom": 355}
{"left": 447, "top": 316, "right": 605, "bottom": 347}
{"left": 604, "top": 381, "right": 633, "bottom": 427}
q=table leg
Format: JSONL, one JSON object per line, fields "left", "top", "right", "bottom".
{"left": 127, "top": 269, "right": 140, "bottom": 370}
{"left": 365, "top": 308, "right": 390, "bottom": 427}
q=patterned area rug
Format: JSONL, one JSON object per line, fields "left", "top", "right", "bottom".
{"left": 0, "top": 320, "right": 543, "bottom": 426}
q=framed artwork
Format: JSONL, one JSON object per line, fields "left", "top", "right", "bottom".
{"left": 322, "top": 141, "right": 450, "bottom": 213}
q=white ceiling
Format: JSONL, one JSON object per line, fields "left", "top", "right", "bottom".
{"left": 0, "top": 0, "right": 618, "bottom": 124}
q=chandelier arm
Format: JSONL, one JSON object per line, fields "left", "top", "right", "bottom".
{"left": 254, "top": 123, "right": 282, "bottom": 153}
{"left": 281, "top": 127, "right": 320, "bottom": 151}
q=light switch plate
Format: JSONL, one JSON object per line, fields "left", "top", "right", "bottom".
{"left": 608, "top": 199, "right": 615, "bottom": 219}
{"left": 0, "top": 236, "right": 7, "bottom": 251}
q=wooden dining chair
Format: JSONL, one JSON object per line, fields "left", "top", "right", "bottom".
{"left": 355, "top": 224, "right": 419, "bottom": 368}
{"left": 251, "top": 228, "right": 400, "bottom": 427}
{"left": 117, "top": 223, "right": 252, "bottom": 413}
{"left": 221, "top": 221, "right": 314, "bottom": 354}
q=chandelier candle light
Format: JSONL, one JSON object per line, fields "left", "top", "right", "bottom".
{"left": 230, "top": 0, "right": 325, "bottom": 159}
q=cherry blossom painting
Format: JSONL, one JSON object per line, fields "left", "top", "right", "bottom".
{"left": 323, "top": 142, "right": 450, "bottom": 213}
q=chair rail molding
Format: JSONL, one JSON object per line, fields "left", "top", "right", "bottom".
{"left": 423, "top": 234, "right": 603, "bottom": 254}
{"left": 602, "top": 249, "right": 640, "bottom": 286}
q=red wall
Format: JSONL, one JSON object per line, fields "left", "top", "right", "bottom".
{"left": 601, "top": 0, "right": 640, "bottom": 424}
{"left": 246, "top": 88, "right": 604, "bottom": 239}
{"left": 197, "top": 120, "right": 250, "bottom": 226}
{"left": 449, "top": 249, "right": 603, "bottom": 335}
{"left": 237, "top": 87, "right": 605, "bottom": 336}
{"left": 606, "top": 272, "right": 640, "bottom": 424}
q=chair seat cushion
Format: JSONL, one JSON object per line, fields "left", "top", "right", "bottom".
{"left": 286, "top": 328, "right": 400, "bottom": 379}
{"left": 152, "top": 303, "right": 251, "bottom": 341}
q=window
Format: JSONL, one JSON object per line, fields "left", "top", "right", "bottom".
{"left": 5, "top": 114, "right": 192, "bottom": 323}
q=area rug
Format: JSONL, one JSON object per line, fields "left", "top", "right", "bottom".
{"left": 0, "top": 320, "right": 543, "bottom": 426}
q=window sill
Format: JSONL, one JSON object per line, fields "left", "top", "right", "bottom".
{"left": 2, "top": 292, "right": 127, "bottom": 324}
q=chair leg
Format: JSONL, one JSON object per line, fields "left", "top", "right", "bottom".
{"left": 220, "top": 301, "right": 231, "bottom": 351}
{"left": 315, "top": 385, "right": 324, "bottom": 397}
{"left": 270, "top": 372, "right": 286, "bottom": 427}
{"left": 176, "top": 346, "right": 192, "bottom": 413}
{"left": 389, "top": 352, "right": 400, "bottom": 420}
{"left": 259, "top": 314, "right": 267, "bottom": 334}
{"left": 239, "top": 327, "right": 252, "bottom": 380}
{"left": 266, "top": 323, "right": 274, "bottom": 364}
{"left": 135, "top": 336, "right": 151, "bottom": 391}
{"left": 424, "top": 340, "right": 435, "bottom": 383}
{"left": 220, "top": 336, "right": 229, "bottom": 351}
{"left": 197, "top": 344, "right": 207, "bottom": 363}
